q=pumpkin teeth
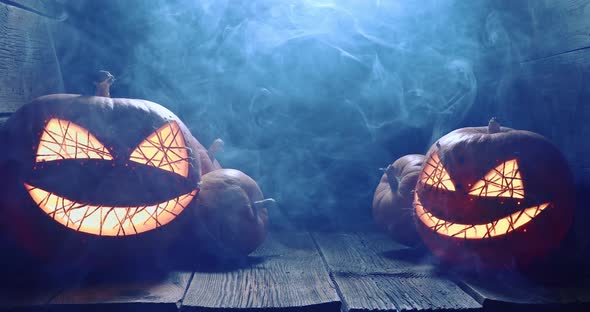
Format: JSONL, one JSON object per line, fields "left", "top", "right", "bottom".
{"left": 24, "top": 183, "right": 197, "bottom": 236}
{"left": 414, "top": 192, "right": 549, "bottom": 239}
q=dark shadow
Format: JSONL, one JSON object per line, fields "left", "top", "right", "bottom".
{"left": 0, "top": 239, "right": 273, "bottom": 289}
{"left": 380, "top": 245, "right": 432, "bottom": 263}
{"left": 170, "top": 254, "right": 270, "bottom": 273}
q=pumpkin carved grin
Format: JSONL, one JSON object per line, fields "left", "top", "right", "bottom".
{"left": 0, "top": 74, "right": 214, "bottom": 263}
{"left": 414, "top": 151, "right": 552, "bottom": 239}
{"left": 414, "top": 191, "right": 549, "bottom": 239}
{"left": 24, "top": 184, "right": 197, "bottom": 236}
{"left": 23, "top": 116, "right": 199, "bottom": 237}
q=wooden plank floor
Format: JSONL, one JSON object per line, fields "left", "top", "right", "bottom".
{"left": 182, "top": 231, "right": 340, "bottom": 311}
{"left": 49, "top": 271, "right": 191, "bottom": 312}
{"left": 312, "top": 232, "right": 481, "bottom": 312}
{"left": 457, "top": 272, "right": 590, "bottom": 310}
{"left": 1, "top": 230, "right": 590, "bottom": 311}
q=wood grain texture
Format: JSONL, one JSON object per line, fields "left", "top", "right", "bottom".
{"left": 0, "top": 2, "right": 64, "bottom": 114}
{"left": 524, "top": 0, "right": 590, "bottom": 61}
{"left": 489, "top": 1, "right": 590, "bottom": 231}
{"left": 335, "top": 274, "right": 481, "bottom": 312}
{"left": 312, "top": 232, "right": 436, "bottom": 275}
{"left": 458, "top": 275, "right": 590, "bottom": 309}
{"left": 49, "top": 271, "right": 191, "bottom": 312}
{"left": 480, "top": 0, "right": 590, "bottom": 183}
{"left": 313, "top": 232, "right": 481, "bottom": 312}
{"left": 487, "top": 0, "right": 590, "bottom": 62}
{"left": 182, "top": 232, "right": 340, "bottom": 311}
{"left": 0, "top": 0, "right": 64, "bottom": 19}
{"left": 496, "top": 48, "right": 590, "bottom": 181}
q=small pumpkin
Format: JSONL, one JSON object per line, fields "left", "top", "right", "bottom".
{"left": 194, "top": 169, "right": 273, "bottom": 257}
{"left": 0, "top": 71, "right": 212, "bottom": 266}
{"left": 413, "top": 118, "right": 575, "bottom": 268}
{"left": 372, "top": 154, "right": 425, "bottom": 246}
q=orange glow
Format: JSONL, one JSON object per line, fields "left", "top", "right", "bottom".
{"left": 469, "top": 159, "right": 524, "bottom": 199}
{"left": 420, "top": 152, "right": 456, "bottom": 191}
{"left": 129, "top": 121, "right": 189, "bottom": 177}
{"left": 414, "top": 192, "right": 548, "bottom": 239}
{"left": 36, "top": 118, "right": 113, "bottom": 162}
{"left": 25, "top": 183, "right": 196, "bottom": 236}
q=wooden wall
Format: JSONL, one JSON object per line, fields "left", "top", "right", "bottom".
{"left": 484, "top": 0, "right": 590, "bottom": 253}
{"left": 1, "top": 0, "right": 589, "bottom": 186}
{"left": 0, "top": 0, "right": 64, "bottom": 125}
{"left": 491, "top": 0, "right": 590, "bottom": 185}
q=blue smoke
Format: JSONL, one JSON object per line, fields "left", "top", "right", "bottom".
{"left": 56, "top": 0, "right": 525, "bottom": 227}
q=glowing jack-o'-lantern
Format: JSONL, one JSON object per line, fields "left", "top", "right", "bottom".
{"left": 413, "top": 119, "right": 575, "bottom": 268}
{"left": 0, "top": 72, "right": 216, "bottom": 264}
{"left": 25, "top": 118, "right": 196, "bottom": 236}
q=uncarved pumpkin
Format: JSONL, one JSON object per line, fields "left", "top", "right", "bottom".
{"left": 194, "top": 169, "right": 271, "bottom": 257}
{"left": 373, "top": 154, "right": 424, "bottom": 246}
{"left": 0, "top": 73, "right": 208, "bottom": 267}
{"left": 413, "top": 118, "right": 575, "bottom": 268}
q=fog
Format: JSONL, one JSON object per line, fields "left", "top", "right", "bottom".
{"left": 55, "top": 0, "right": 528, "bottom": 228}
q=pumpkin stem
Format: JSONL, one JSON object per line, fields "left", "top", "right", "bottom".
{"left": 253, "top": 198, "right": 277, "bottom": 210}
{"left": 488, "top": 117, "right": 501, "bottom": 134}
{"left": 94, "top": 70, "right": 115, "bottom": 98}
{"left": 207, "top": 138, "right": 224, "bottom": 162}
{"left": 382, "top": 164, "right": 399, "bottom": 191}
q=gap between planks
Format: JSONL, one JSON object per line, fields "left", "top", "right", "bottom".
{"left": 521, "top": 45, "right": 590, "bottom": 64}
{"left": 180, "top": 231, "right": 341, "bottom": 311}
{"left": 310, "top": 231, "right": 351, "bottom": 312}
{"left": 311, "top": 232, "right": 482, "bottom": 312}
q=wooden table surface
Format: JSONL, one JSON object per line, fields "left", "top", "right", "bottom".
{"left": 1, "top": 210, "right": 589, "bottom": 312}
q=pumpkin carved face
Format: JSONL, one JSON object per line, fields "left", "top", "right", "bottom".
{"left": 415, "top": 154, "right": 548, "bottom": 239}
{"left": 26, "top": 117, "right": 197, "bottom": 236}
{"left": 0, "top": 94, "right": 203, "bottom": 263}
{"left": 413, "top": 120, "right": 575, "bottom": 268}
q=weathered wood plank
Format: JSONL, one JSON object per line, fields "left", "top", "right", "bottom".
{"left": 313, "top": 232, "right": 482, "bottom": 312}
{"left": 495, "top": 48, "right": 590, "bottom": 261}
{"left": 48, "top": 271, "right": 191, "bottom": 311}
{"left": 498, "top": 48, "right": 590, "bottom": 182}
{"left": 458, "top": 274, "right": 590, "bottom": 309}
{"left": 182, "top": 231, "right": 340, "bottom": 311}
{"left": 0, "top": 0, "right": 63, "bottom": 19}
{"left": 335, "top": 273, "right": 481, "bottom": 312}
{"left": 312, "top": 232, "right": 436, "bottom": 275}
{"left": 0, "top": 2, "right": 64, "bottom": 114}
{"left": 490, "top": 0, "right": 590, "bottom": 61}
{"left": 524, "top": 0, "right": 590, "bottom": 61}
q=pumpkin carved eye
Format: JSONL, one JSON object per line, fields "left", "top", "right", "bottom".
{"left": 36, "top": 118, "right": 113, "bottom": 162}
{"left": 468, "top": 159, "right": 524, "bottom": 199}
{"left": 420, "top": 152, "right": 456, "bottom": 191}
{"left": 129, "top": 121, "right": 190, "bottom": 178}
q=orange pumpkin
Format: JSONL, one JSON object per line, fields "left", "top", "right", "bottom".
{"left": 414, "top": 118, "right": 575, "bottom": 268}
{"left": 372, "top": 154, "right": 424, "bottom": 246}
{"left": 194, "top": 169, "right": 272, "bottom": 257}
{"left": 0, "top": 72, "right": 213, "bottom": 266}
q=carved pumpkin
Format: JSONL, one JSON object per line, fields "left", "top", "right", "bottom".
{"left": 0, "top": 72, "right": 211, "bottom": 265}
{"left": 194, "top": 169, "right": 273, "bottom": 257}
{"left": 372, "top": 154, "right": 425, "bottom": 246}
{"left": 413, "top": 119, "right": 575, "bottom": 268}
